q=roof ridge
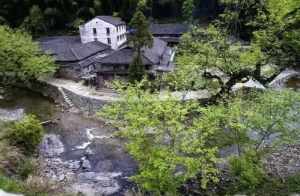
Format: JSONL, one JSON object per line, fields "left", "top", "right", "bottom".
{"left": 70, "top": 47, "right": 81, "bottom": 60}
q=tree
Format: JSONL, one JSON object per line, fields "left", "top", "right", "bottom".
{"left": 0, "top": 25, "right": 56, "bottom": 83}
{"left": 162, "top": 25, "right": 265, "bottom": 95}
{"left": 21, "top": 5, "right": 46, "bottom": 35}
{"left": 212, "top": 90, "right": 300, "bottom": 154}
{"left": 182, "top": 0, "right": 195, "bottom": 22}
{"left": 128, "top": 10, "right": 153, "bottom": 82}
{"left": 99, "top": 81, "right": 219, "bottom": 194}
{"left": 216, "top": 0, "right": 266, "bottom": 40}
{"left": 253, "top": 0, "right": 300, "bottom": 67}
{"left": 129, "top": 53, "right": 145, "bottom": 83}
{"left": 6, "top": 115, "right": 44, "bottom": 154}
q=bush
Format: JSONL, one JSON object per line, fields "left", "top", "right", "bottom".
{"left": 6, "top": 115, "right": 44, "bottom": 155}
{"left": 229, "top": 150, "right": 266, "bottom": 191}
{"left": 17, "top": 158, "right": 38, "bottom": 180}
{"left": 0, "top": 141, "right": 25, "bottom": 175}
{"left": 0, "top": 175, "right": 25, "bottom": 193}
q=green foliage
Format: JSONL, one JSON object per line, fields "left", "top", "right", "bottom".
{"left": 182, "top": 0, "right": 195, "bottom": 22}
{"left": 6, "top": 115, "right": 44, "bottom": 155}
{"left": 253, "top": 0, "right": 300, "bottom": 67}
{"left": 128, "top": 10, "right": 152, "bottom": 82}
{"left": 17, "top": 158, "right": 38, "bottom": 180}
{"left": 216, "top": 0, "right": 265, "bottom": 39}
{"left": 213, "top": 90, "right": 300, "bottom": 153}
{"left": 0, "top": 0, "right": 195, "bottom": 33}
{"left": 162, "top": 26, "right": 264, "bottom": 91}
{"left": 0, "top": 25, "right": 56, "bottom": 83}
{"left": 21, "top": 5, "right": 46, "bottom": 35}
{"left": 99, "top": 81, "right": 219, "bottom": 194}
{"left": 129, "top": 52, "right": 145, "bottom": 83}
{"left": 129, "top": 10, "right": 153, "bottom": 50}
{"left": 229, "top": 150, "right": 265, "bottom": 191}
{"left": 0, "top": 175, "right": 25, "bottom": 194}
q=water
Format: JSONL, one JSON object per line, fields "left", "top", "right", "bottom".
{"left": 0, "top": 87, "right": 137, "bottom": 196}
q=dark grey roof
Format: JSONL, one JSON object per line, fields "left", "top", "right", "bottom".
{"left": 150, "top": 23, "right": 189, "bottom": 35}
{"left": 96, "top": 16, "right": 125, "bottom": 26}
{"left": 38, "top": 36, "right": 111, "bottom": 62}
{"left": 143, "top": 38, "right": 167, "bottom": 64}
{"left": 96, "top": 38, "right": 173, "bottom": 70}
{"left": 96, "top": 48, "right": 152, "bottom": 66}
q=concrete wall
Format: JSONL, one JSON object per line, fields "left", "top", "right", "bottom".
{"left": 79, "top": 18, "right": 127, "bottom": 50}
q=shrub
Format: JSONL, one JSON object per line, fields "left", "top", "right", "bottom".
{"left": 17, "top": 158, "right": 38, "bottom": 180}
{"left": 6, "top": 115, "right": 44, "bottom": 155}
{"left": 0, "top": 141, "right": 25, "bottom": 175}
{"left": 229, "top": 150, "right": 266, "bottom": 191}
{"left": 0, "top": 175, "right": 25, "bottom": 193}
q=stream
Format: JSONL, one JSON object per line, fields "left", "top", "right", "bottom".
{"left": 0, "top": 71, "right": 299, "bottom": 195}
{"left": 0, "top": 87, "right": 137, "bottom": 196}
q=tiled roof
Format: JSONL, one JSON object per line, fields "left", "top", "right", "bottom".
{"left": 38, "top": 36, "right": 111, "bottom": 62}
{"left": 96, "top": 38, "right": 173, "bottom": 69}
{"left": 96, "top": 16, "right": 126, "bottom": 26}
{"left": 150, "top": 23, "right": 189, "bottom": 35}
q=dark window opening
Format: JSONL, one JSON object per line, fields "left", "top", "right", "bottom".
{"left": 106, "top": 28, "right": 110, "bottom": 35}
{"left": 93, "top": 28, "right": 97, "bottom": 35}
{"left": 107, "top": 38, "right": 111, "bottom": 44}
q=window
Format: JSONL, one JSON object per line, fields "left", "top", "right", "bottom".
{"left": 94, "top": 37, "right": 98, "bottom": 41}
{"left": 107, "top": 38, "right": 111, "bottom": 45}
{"left": 117, "top": 36, "right": 119, "bottom": 41}
{"left": 93, "top": 28, "right": 97, "bottom": 35}
{"left": 106, "top": 28, "right": 110, "bottom": 35}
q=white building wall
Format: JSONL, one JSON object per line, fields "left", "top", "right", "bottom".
{"left": 79, "top": 18, "right": 127, "bottom": 50}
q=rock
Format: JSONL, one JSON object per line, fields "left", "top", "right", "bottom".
{"left": 65, "top": 160, "right": 81, "bottom": 171}
{"left": 0, "top": 190, "right": 23, "bottom": 196}
{"left": 40, "top": 134, "right": 65, "bottom": 158}
{"left": 0, "top": 108, "right": 24, "bottom": 122}
{"left": 81, "top": 157, "right": 91, "bottom": 171}
{"left": 160, "top": 90, "right": 212, "bottom": 101}
{"left": 231, "top": 78, "right": 266, "bottom": 92}
{"left": 261, "top": 64, "right": 280, "bottom": 80}
{"left": 264, "top": 145, "right": 300, "bottom": 178}
{"left": 71, "top": 172, "right": 122, "bottom": 196}
{"left": 269, "top": 69, "right": 300, "bottom": 89}
{"left": 205, "top": 68, "right": 230, "bottom": 84}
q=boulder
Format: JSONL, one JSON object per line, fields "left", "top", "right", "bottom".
{"left": 261, "top": 64, "right": 280, "bottom": 81}
{"left": 205, "top": 68, "right": 230, "bottom": 84}
{"left": 71, "top": 172, "right": 122, "bottom": 196}
{"left": 231, "top": 79, "right": 266, "bottom": 92}
{"left": 40, "top": 134, "right": 65, "bottom": 158}
{"left": 269, "top": 69, "right": 300, "bottom": 89}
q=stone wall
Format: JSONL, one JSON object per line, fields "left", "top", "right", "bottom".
{"left": 62, "top": 87, "right": 110, "bottom": 115}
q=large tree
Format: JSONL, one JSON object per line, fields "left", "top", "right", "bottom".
{"left": 99, "top": 81, "right": 219, "bottom": 194}
{"left": 128, "top": 10, "right": 153, "bottom": 82}
{"left": 0, "top": 25, "right": 56, "bottom": 83}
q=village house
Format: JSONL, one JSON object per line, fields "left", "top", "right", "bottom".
{"left": 39, "top": 16, "right": 175, "bottom": 87}
{"left": 149, "top": 23, "right": 189, "bottom": 45}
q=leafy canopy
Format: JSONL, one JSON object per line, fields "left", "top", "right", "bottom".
{"left": 99, "top": 81, "right": 219, "bottom": 194}
{"left": 0, "top": 25, "right": 56, "bottom": 82}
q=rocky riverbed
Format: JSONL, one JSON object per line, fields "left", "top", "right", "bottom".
{"left": 0, "top": 87, "right": 137, "bottom": 196}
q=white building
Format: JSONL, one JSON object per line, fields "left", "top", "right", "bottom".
{"left": 79, "top": 16, "right": 127, "bottom": 50}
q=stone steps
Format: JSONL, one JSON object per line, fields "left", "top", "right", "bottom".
{"left": 58, "top": 87, "right": 74, "bottom": 108}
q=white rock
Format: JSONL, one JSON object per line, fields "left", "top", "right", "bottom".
{"left": 231, "top": 79, "right": 266, "bottom": 92}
